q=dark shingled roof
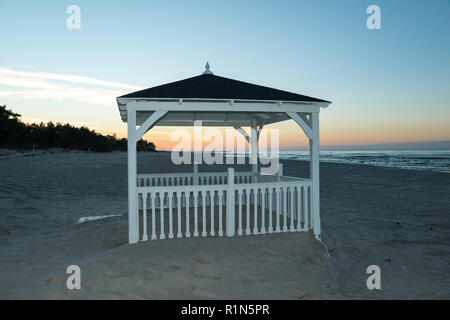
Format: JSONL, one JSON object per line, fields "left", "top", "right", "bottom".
{"left": 118, "top": 74, "right": 330, "bottom": 103}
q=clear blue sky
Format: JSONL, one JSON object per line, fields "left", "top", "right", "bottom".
{"left": 0, "top": 0, "right": 449, "bottom": 148}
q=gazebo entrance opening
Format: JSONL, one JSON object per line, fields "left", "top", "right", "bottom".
{"left": 117, "top": 65, "right": 331, "bottom": 244}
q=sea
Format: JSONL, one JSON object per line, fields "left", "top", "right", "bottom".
{"left": 278, "top": 149, "right": 450, "bottom": 173}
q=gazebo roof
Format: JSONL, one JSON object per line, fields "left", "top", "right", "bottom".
{"left": 118, "top": 73, "right": 330, "bottom": 104}
{"left": 117, "top": 64, "right": 331, "bottom": 127}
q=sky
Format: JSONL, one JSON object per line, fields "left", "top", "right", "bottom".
{"left": 0, "top": 0, "right": 449, "bottom": 150}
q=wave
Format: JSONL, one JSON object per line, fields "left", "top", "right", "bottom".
{"left": 278, "top": 150, "right": 450, "bottom": 173}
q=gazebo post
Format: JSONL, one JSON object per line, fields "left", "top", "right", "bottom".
{"left": 310, "top": 112, "right": 321, "bottom": 240}
{"left": 127, "top": 109, "right": 139, "bottom": 244}
{"left": 125, "top": 109, "right": 168, "bottom": 244}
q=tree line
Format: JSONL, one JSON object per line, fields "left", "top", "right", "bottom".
{"left": 0, "top": 105, "right": 156, "bottom": 152}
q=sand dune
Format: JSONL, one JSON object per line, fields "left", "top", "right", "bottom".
{"left": 0, "top": 151, "right": 449, "bottom": 299}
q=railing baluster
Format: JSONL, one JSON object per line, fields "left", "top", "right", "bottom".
{"left": 268, "top": 188, "right": 273, "bottom": 233}
{"left": 246, "top": 188, "right": 251, "bottom": 235}
{"left": 177, "top": 191, "right": 182, "bottom": 238}
{"left": 283, "top": 186, "right": 288, "bottom": 232}
{"left": 276, "top": 187, "right": 281, "bottom": 232}
{"left": 238, "top": 189, "right": 243, "bottom": 236}
{"left": 168, "top": 192, "right": 174, "bottom": 238}
{"left": 186, "top": 192, "right": 191, "bottom": 237}
{"left": 253, "top": 188, "right": 258, "bottom": 234}
{"left": 309, "top": 185, "right": 312, "bottom": 230}
{"left": 202, "top": 190, "right": 207, "bottom": 237}
{"left": 261, "top": 188, "right": 266, "bottom": 234}
{"left": 297, "top": 185, "right": 302, "bottom": 231}
{"left": 290, "top": 186, "right": 295, "bottom": 232}
{"left": 142, "top": 192, "right": 148, "bottom": 241}
{"left": 210, "top": 191, "right": 215, "bottom": 236}
{"left": 159, "top": 192, "right": 165, "bottom": 239}
{"left": 194, "top": 191, "right": 199, "bottom": 237}
{"left": 151, "top": 192, "right": 156, "bottom": 240}
{"left": 218, "top": 190, "right": 223, "bottom": 236}
{"left": 303, "top": 185, "right": 308, "bottom": 231}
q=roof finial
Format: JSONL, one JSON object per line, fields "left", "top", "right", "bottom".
{"left": 203, "top": 62, "right": 213, "bottom": 75}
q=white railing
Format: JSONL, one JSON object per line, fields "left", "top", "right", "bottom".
{"left": 137, "top": 171, "right": 257, "bottom": 187}
{"left": 137, "top": 184, "right": 228, "bottom": 240}
{"left": 233, "top": 181, "right": 311, "bottom": 236}
{"left": 135, "top": 167, "right": 312, "bottom": 242}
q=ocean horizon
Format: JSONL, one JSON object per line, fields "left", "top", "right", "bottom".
{"left": 4, "top": 147, "right": 448, "bottom": 174}
{"left": 177, "top": 148, "right": 450, "bottom": 174}
{"left": 278, "top": 149, "right": 450, "bottom": 174}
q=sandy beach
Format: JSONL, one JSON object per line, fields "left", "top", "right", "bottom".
{"left": 0, "top": 150, "right": 449, "bottom": 299}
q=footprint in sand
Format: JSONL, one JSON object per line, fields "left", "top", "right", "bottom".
{"left": 192, "top": 254, "right": 213, "bottom": 264}
{"left": 103, "top": 269, "right": 133, "bottom": 277}
{"left": 190, "top": 264, "right": 221, "bottom": 279}
{"left": 9, "top": 258, "right": 26, "bottom": 264}
{"left": 150, "top": 263, "right": 181, "bottom": 272}
{"left": 192, "top": 286, "right": 218, "bottom": 298}
{"left": 140, "top": 269, "right": 163, "bottom": 280}
{"left": 45, "top": 275, "right": 66, "bottom": 285}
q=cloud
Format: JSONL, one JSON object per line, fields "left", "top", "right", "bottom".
{"left": 0, "top": 67, "right": 143, "bottom": 106}
{"left": 0, "top": 67, "right": 142, "bottom": 90}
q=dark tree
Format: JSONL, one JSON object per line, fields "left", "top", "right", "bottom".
{"left": 0, "top": 105, "right": 158, "bottom": 152}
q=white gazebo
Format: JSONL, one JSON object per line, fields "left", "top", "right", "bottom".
{"left": 117, "top": 64, "right": 331, "bottom": 244}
